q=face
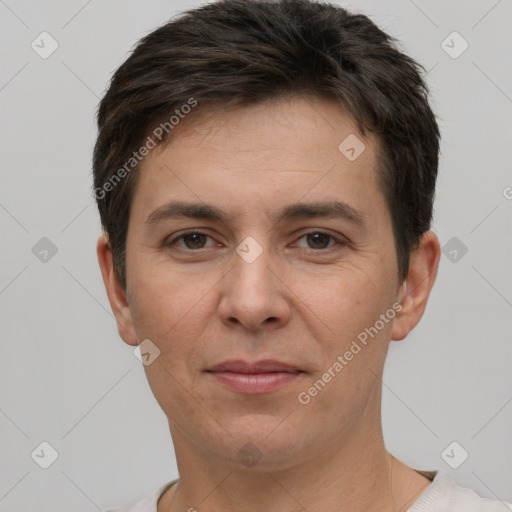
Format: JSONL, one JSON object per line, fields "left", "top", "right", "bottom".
{"left": 101, "top": 95, "right": 428, "bottom": 471}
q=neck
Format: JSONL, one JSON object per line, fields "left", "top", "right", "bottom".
{"left": 158, "top": 388, "right": 431, "bottom": 512}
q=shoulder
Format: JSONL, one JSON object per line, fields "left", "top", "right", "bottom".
{"left": 408, "top": 470, "right": 512, "bottom": 512}
{"left": 105, "top": 479, "right": 178, "bottom": 512}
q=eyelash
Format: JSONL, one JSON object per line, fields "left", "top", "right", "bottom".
{"left": 165, "top": 230, "right": 347, "bottom": 252}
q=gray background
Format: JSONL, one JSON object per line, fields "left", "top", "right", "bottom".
{"left": 0, "top": 0, "right": 511, "bottom": 510}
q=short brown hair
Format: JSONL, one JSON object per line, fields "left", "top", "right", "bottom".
{"left": 92, "top": 0, "right": 440, "bottom": 290}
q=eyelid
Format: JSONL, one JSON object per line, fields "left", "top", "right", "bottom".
{"left": 291, "top": 230, "right": 348, "bottom": 250}
{"left": 165, "top": 229, "right": 219, "bottom": 248}
{"left": 165, "top": 229, "right": 348, "bottom": 251}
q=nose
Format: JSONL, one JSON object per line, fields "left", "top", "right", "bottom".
{"left": 217, "top": 244, "right": 291, "bottom": 332}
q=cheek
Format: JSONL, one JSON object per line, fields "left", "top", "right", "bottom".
{"left": 127, "top": 243, "right": 208, "bottom": 329}
{"left": 303, "top": 263, "right": 393, "bottom": 333}
{"left": 127, "top": 273, "right": 190, "bottom": 360}
{"left": 127, "top": 264, "right": 225, "bottom": 388}
{"left": 297, "top": 273, "right": 395, "bottom": 421}
{"left": 301, "top": 268, "right": 397, "bottom": 397}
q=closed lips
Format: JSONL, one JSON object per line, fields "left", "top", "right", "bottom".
{"left": 206, "top": 359, "right": 303, "bottom": 373}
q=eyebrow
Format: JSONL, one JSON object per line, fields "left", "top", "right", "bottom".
{"left": 145, "top": 200, "right": 367, "bottom": 228}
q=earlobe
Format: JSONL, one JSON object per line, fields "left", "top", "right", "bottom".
{"left": 391, "top": 231, "right": 441, "bottom": 341}
{"left": 96, "top": 233, "right": 139, "bottom": 346}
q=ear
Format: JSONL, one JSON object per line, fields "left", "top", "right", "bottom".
{"left": 391, "top": 231, "right": 441, "bottom": 341}
{"left": 96, "top": 233, "right": 138, "bottom": 346}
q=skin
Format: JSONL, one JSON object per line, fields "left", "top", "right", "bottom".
{"left": 97, "top": 95, "right": 440, "bottom": 512}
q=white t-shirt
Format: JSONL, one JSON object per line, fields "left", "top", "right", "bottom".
{"left": 106, "top": 470, "right": 512, "bottom": 512}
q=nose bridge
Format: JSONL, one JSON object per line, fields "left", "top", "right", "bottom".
{"left": 231, "top": 238, "right": 273, "bottom": 300}
{"left": 218, "top": 236, "right": 289, "bottom": 330}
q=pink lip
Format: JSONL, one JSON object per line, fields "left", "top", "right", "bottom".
{"left": 208, "top": 371, "right": 301, "bottom": 394}
{"left": 206, "top": 359, "right": 304, "bottom": 394}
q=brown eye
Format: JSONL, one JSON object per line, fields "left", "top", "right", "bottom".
{"left": 182, "top": 233, "right": 208, "bottom": 249}
{"left": 166, "top": 231, "right": 216, "bottom": 250}
{"left": 306, "top": 232, "right": 331, "bottom": 249}
{"left": 294, "top": 231, "right": 342, "bottom": 250}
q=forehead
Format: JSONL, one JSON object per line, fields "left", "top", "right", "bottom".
{"left": 132, "top": 95, "right": 385, "bottom": 224}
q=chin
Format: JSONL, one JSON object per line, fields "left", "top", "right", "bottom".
{"left": 214, "top": 426, "right": 311, "bottom": 472}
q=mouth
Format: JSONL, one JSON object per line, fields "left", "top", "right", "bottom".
{"left": 205, "top": 359, "right": 305, "bottom": 394}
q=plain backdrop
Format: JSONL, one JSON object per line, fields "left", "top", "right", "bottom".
{"left": 0, "top": 0, "right": 511, "bottom": 510}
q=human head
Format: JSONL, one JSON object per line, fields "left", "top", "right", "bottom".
{"left": 92, "top": 0, "right": 440, "bottom": 291}
{"left": 94, "top": 0, "right": 442, "bottom": 477}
